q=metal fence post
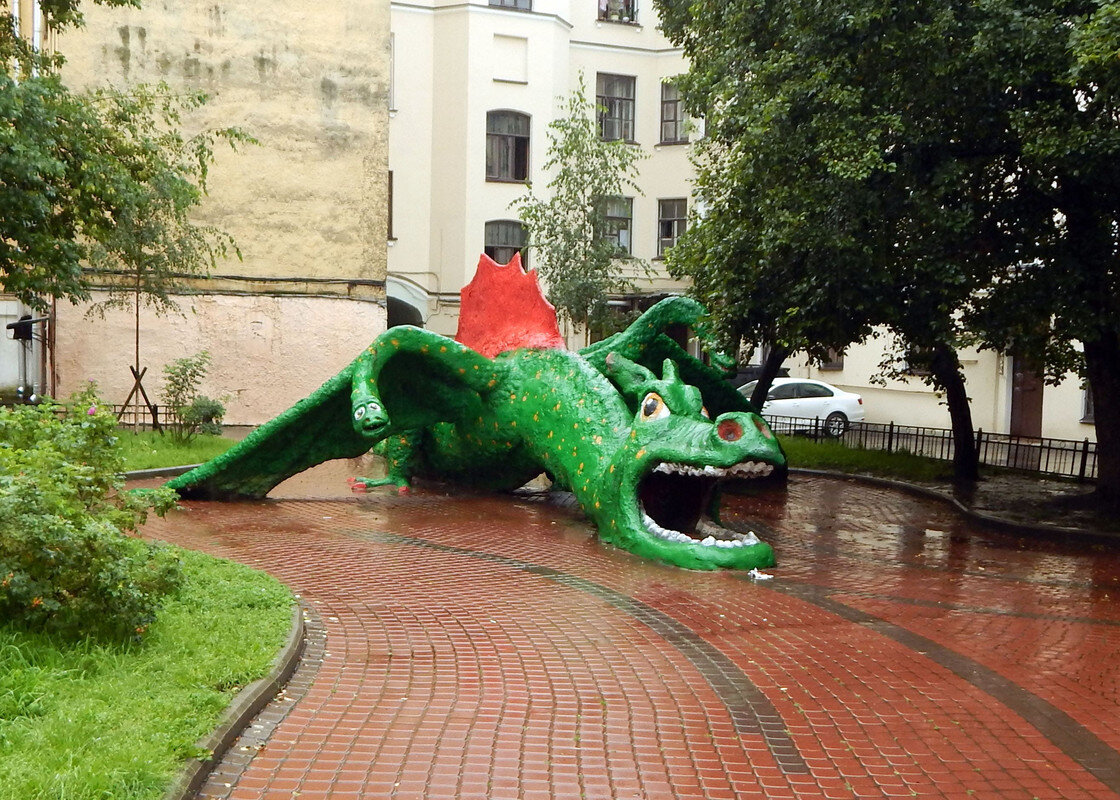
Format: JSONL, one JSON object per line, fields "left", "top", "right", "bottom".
{"left": 887, "top": 421, "right": 894, "bottom": 454}
{"left": 1079, "top": 438, "right": 1090, "bottom": 482}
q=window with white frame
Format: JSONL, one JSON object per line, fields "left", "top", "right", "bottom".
{"left": 486, "top": 111, "right": 530, "bottom": 182}
{"left": 484, "top": 220, "right": 527, "bottom": 266}
{"left": 660, "top": 82, "right": 686, "bottom": 144}
{"left": 600, "top": 196, "right": 633, "bottom": 254}
{"left": 490, "top": 0, "right": 530, "bottom": 9}
{"left": 657, "top": 198, "right": 686, "bottom": 256}
{"left": 597, "top": 73, "right": 635, "bottom": 142}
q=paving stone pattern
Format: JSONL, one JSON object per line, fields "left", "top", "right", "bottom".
{"left": 138, "top": 471, "right": 1120, "bottom": 799}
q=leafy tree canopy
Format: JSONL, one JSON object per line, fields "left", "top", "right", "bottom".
{"left": 656, "top": 0, "right": 1120, "bottom": 491}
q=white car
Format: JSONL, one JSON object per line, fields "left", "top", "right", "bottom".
{"left": 739, "top": 377, "right": 864, "bottom": 436}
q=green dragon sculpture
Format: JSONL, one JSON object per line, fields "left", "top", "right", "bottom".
{"left": 168, "top": 255, "right": 787, "bottom": 570}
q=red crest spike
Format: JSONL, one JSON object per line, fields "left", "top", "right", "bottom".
{"left": 454, "top": 253, "right": 566, "bottom": 358}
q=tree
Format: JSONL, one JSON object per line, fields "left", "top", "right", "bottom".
{"left": 514, "top": 75, "right": 646, "bottom": 332}
{"left": 654, "top": 0, "right": 1093, "bottom": 483}
{"left": 0, "top": 2, "right": 245, "bottom": 316}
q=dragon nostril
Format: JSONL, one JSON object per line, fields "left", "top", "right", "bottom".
{"left": 718, "top": 419, "right": 743, "bottom": 442}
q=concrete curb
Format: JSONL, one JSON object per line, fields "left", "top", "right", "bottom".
{"left": 162, "top": 602, "right": 307, "bottom": 800}
{"left": 124, "top": 464, "right": 199, "bottom": 480}
{"left": 789, "top": 467, "right": 1119, "bottom": 542}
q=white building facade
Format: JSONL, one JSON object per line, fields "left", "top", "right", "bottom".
{"left": 387, "top": 0, "right": 692, "bottom": 339}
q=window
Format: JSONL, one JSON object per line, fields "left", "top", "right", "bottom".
{"left": 597, "top": 73, "right": 635, "bottom": 142}
{"left": 1083, "top": 383, "right": 1095, "bottom": 423}
{"left": 597, "top": 0, "right": 637, "bottom": 23}
{"left": 769, "top": 384, "right": 797, "bottom": 401}
{"left": 798, "top": 383, "right": 834, "bottom": 399}
{"left": 486, "top": 111, "right": 530, "bottom": 182}
{"left": 490, "top": 0, "right": 530, "bottom": 8}
{"left": 600, "top": 196, "right": 633, "bottom": 254}
{"left": 660, "top": 82, "right": 686, "bottom": 144}
{"left": 484, "top": 220, "right": 527, "bottom": 266}
{"left": 657, "top": 198, "right": 686, "bottom": 256}
{"left": 820, "top": 348, "right": 844, "bottom": 371}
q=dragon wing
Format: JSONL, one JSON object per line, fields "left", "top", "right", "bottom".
{"left": 580, "top": 297, "right": 755, "bottom": 417}
{"left": 168, "top": 327, "right": 503, "bottom": 500}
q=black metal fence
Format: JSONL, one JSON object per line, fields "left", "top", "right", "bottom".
{"left": 765, "top": 415, "right": 1098, "bottom": 482}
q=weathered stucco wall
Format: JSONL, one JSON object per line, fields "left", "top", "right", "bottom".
{"left": 55, "top": 293, "right": 386, "bottom": 425}
{"left": 49, "top": 1, "right": 391, "bottom": 422}
{"left": 59, "top": 0, "right": 390, "bottom": 288}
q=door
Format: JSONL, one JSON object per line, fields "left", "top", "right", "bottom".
{"left": 1009, "top": 357, "right": 1044, "bottom": 469}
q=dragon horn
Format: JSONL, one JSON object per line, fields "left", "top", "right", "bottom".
{"left": 604, "top": 352, "right": 656, "bottom": 398}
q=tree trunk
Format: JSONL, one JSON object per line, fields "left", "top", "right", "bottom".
{"left": 749, "top": 345, "right": 790, "bottom": 409}
{"left": 1083, "top": 334, "right": 1120, "bottom": 512}
{"left": 929, "top": 343, "right": 979, "bottom": 483}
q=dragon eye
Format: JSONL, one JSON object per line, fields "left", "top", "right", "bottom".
{"left": 354, "top": 406, "right": 366, "bottom": 421}
{"left": 701, "top": 406, "right": 710, "bottom": 419}
{"left": 640, "top": 392, "right": 670, "bottom": 422}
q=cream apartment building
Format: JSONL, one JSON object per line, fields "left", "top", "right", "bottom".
{"left": 387, "top": 0, "right": 693, "bottom": 340}
{"left": 2, "top": 0, "right": 391, "bottom": 424}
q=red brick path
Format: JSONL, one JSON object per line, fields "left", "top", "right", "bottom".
{"left": 138, "top": 472, "right": 1120, "bottom": 799}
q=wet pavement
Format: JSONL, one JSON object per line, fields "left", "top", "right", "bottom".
{"left": 136, "top": 460, "right": 1120, "bottom": 799}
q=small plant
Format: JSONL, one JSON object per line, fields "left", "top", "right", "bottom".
{"left": 0, "top": 388, "right": 181, "bottom": 640}
{"left": 161, "top": 350, "right": 226, "bottom": 444}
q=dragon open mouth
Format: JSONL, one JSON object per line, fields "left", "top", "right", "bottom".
{"left": 638, "top": 461, "right": 773, "bottom": 547}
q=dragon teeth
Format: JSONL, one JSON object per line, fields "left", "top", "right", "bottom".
{"left": 652, "top": 461, "right": 774, "bottom": 478}
{"left": 641, "top": 512, "right": 757, "bottom": 547}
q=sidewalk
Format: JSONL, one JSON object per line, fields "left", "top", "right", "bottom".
{"left": 134, "top": 463, "right": 1120, "bottom": 800}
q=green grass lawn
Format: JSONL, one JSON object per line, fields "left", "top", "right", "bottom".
{"left": 118, "top": 431, "right": 237, "bottom": 471}
{"left": 778, "top": 434, "right": 957, "bottom": 482}
{"left": 0, "top": 549, "right": 293, "bottom": 800}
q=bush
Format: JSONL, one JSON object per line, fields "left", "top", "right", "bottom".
{"left": 161, "top": 351, "right": 225, "bottom": 444}
{"left": 0, "top": 389, "right": 182, "bottom": 640}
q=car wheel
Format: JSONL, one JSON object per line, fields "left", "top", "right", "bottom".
{"left": 824, "top": 411, "right": 848, "bottom": 437}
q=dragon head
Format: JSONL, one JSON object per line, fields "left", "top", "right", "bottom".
{"left": 588, "top": 354, "right": 785, "bottom": 570}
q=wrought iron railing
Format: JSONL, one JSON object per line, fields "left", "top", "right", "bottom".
{"left": 764, "top": 414, "right": 1098, "bottom": 482}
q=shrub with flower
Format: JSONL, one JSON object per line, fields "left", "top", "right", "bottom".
{"left": 0, "top": 388, "right": 182, "bottom": 640}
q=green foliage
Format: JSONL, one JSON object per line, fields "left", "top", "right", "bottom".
{"left": 160, "top": 351, "right": 225, "bottom": 444}
{"left": 513, "top": 74, "right": 647, "bottom": 329}
{"left": 0, "top": 389, "right": 181, "bottom": 640}
{"left": 0, "top": 549, "right": 293, "bottom": 800}
{"left": 653, "top": 0, "right": 1120, "bottom": 484}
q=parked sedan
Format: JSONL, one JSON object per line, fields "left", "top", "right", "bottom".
{"left": 739, "top": 377, "right": 864, "bottom": 436}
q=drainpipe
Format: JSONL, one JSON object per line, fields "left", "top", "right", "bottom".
{"left": 30, "top": 0, "right": 40, "bottom": 76}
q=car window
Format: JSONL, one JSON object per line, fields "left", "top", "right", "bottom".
{"left": 798, "top": 383, "right": 833, "bottom": 398}
{"left": 769, "top": 384, "right": 797, "bottom": 400}
{"left": 741, "top": 381, "right": 758, "bottom": 395}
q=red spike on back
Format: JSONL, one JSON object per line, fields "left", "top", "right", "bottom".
{"left": 454, "top": 253, "right": 566, "bottom": 358}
